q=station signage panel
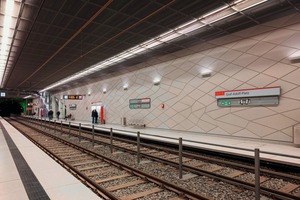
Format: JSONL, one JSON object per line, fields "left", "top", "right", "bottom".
{"left": 218, "top": 96, "right": 279, "bottom": 107}
{"left": 215, "top": 86, "right": 280, "bottom": 99}
{"left": 129, "top": 98, "right": 151, "bottom": 109}
{"left": 215, "top": 87, "right": 280, "bottom": 107}
{"left": 63, "top": 95, "right": 83, "bottom": 100}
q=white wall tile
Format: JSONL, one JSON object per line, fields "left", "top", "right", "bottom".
{"left": 52, "top": 14, "right": 300, "bottom": 143}
{"left": 263, "top": 62, "right": 297, "bottom": 78}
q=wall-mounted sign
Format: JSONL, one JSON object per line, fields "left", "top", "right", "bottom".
{"left": 215, "top": 86, "right": 280, "bottom": 99}
{"left": 63, "top": 95, "right": 83, "bottom": 100}
{"left": 218, "top": 96, "right": 279, "bottom": 107}
{"left": 129, "top": 98, "right": 151, "bottom": 109}
{"left": 69, "top": 104, "right": 77, "bottom": 110}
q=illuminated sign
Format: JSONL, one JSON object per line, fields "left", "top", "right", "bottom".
{"left": 0, "top": 92, "right": 6, "bottom": 97}
{"left": 215, "top": 87, "right": 280, "bottom": 99}
{"left": 129, "top": 98, "right": 151, "bottom": 109}
{"left": 63, "top": 95, "right": 83, "bottom": 100}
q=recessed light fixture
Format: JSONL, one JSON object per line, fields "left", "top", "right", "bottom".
{"left": 103, "top": 89, "right": 107, "bottom": 94}
{"left": 153, "top": 79, "right": 160, "bottom": 86}
{"left": 123, "top": 84, "right": 128, "bottom": 90}
{"left": 201, "top": 70, "right": 212, "bottom": 78}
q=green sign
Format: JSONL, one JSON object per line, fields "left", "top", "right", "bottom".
{"left": 220, "top": 100, "right": 231, "bottom": 107}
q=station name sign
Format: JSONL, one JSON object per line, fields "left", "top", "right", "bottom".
{"left": 215, "top": 86, "right": 280, "bottom": 99}
{"left": 129, "top": 98, "right": 151, "bottom": 109}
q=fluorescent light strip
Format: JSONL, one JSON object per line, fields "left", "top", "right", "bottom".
{"left": 39, "top": 0, "right": 268, "bottom": 93}
{"left": 0, "top": 0, "right": 20, "bottom": 85}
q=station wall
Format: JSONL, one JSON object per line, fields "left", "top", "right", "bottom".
{"left": 53, "top": 13, "right": 300, "bottom": 143}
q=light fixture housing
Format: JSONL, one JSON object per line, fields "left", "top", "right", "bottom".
{"left": 201, "top": 71, "right": 212, "bottom": 78}
{"left": 153, "top": 80, "right": 160, "bottom": 86}
{"left": 103, "top": 89, "right": 107, "bottom": 94}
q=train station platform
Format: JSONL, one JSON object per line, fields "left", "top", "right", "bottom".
{"left": 0, "top": 118, "right": 101, "bottom": 200}
{"left": 1, "top": 116, "right": 299, "bottom": 199}
{"left": 50, "top": 117, "right": 300, "bottom": 166}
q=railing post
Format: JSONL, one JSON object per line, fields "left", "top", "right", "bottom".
{"left": 79, "top": 123, "right": 81, "bottom": 142}
{"left": 110, "top": 128, "right": 113, "bottom": 153}
{"left": 48, "top": 119, "right": 50, "bottom": 130}
{"left": 255, "top": 148, "right": 260, "bottom": 200}
{"left": 179, "top": 137, "right": 183, "bottom": 179}
{"left": 92, "top": 125, "right": 95, "bottom": 147}
{"left": 60, "top": 121, "right": 63, "bottom": 134}
{"left": 68, "top": 122, "right": 71, "bottom": 137}
{"left": 137, "top": 131, "right": 141, "bottom": 164}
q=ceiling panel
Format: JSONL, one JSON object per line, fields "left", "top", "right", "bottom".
{"left": 1, "top": 0, "right": 299, "bottom": 97}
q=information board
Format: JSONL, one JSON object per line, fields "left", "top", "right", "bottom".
{"left": 218, "top": 96, "right": 279, "bottom": 107}
{"left": 63, "top": 95, "right": 83, "bottom": 100}
{"left": 129, "top": 98, "right": 151, "bottom": 109}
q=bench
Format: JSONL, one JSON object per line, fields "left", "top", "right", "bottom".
{"left": 128, "top": 119, "right": 146, "bottom": 128}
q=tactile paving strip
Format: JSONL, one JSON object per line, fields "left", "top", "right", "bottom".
{"left": 1, "top": 122, "right": 50, "bottom": 200}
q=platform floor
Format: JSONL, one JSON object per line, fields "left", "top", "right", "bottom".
{"left": 49, "top": 117, "right": 300, "bottom": 166}
{"left": 0, "top": 118, "right": 101, "bottom": 200}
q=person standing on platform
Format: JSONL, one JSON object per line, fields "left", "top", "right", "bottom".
{"left": 94, "top": 109, "right": 98, "bottom": 123}
{"left": 48, "top": 110, "right": 53, "bottom": 120}
{"left": 56, "top": 111, "right": 60, "bottom": 119}
{"left": 91, "top": 109, "right": 98, "bottom": 123}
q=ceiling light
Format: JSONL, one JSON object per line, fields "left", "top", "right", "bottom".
{"left": 103, "top": 89, "right": 107, "bottom": 94}
{"left": 233, "top": 0, "right": 268, "bottom": 11}
{"left": 0, "top": 0, "right": 21, "bottom": 85}
{"left": 201, "top": 8, "right": 236, "bottom": 24}
{"left": 123, "top": 84, "right": 128, "bottom": 90}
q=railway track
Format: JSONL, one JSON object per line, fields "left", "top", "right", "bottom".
{"left": 8, "top": 118, "right": 211, "bottom": 200}
{"left": 13, "top": 117, "right": 300, "bottom": 199}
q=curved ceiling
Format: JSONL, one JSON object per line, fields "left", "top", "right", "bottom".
{"left": 1, "top": 0, "right": 300, "bottom": 97}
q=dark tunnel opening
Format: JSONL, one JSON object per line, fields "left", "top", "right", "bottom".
{"left": 0, "top": 100, "right": 24, "bottom": 117}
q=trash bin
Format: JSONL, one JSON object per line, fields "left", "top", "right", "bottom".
{"left": 294, "top": 125, "right": 300, "bottom": 147}
{"left": 121, "top": 117, "right": 126, "bottom": 126}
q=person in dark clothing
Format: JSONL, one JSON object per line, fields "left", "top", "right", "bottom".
{"left": 91, "top": 109, "right": 98, "bottom": 123}
{"left": 56, "top": 111, "right": 60, "bottom": 119}
{"left": 48, "top": 110, "right": 53, "bottom": 120}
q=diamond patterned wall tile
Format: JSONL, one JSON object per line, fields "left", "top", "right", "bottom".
{"left": 263, "top": 29, "right": 296, "bottom": 44}
{"left": 207, "top": 73, "right": 229, "bottom": 85}
{"left": 282, "top": 68, "right": 300, "bottom": 85}
{"left": 233, "top": 53, "right": 258, "bottom": 67}
{"left": 220, "top": 63, "right": 243, "bottom": 77}
{"left": 52, "top": 15, "right": 300, "bottom": 143}
{"left": 247, "top": 74, "right": 277, "bottom": 88}
{"left": 263, "top": 63, "right": 296, "bottom": 78}
{"left": 232, "top": 68, "right": 258, "bottom": 82}
{"left": 246, "top": 122, "right": 277, "bottom": 138}
{"left": 233, "top": 129, "right": 260, "bottom": 138}
{"left": 254, "top": 114, "right": 297, "bottom": 130}
{"left": 231, "top": 38, "right": 259, "bottom": 52}
{"left": 263, "top": 131, "right": 292, "bottom": 142}
{"left": 281, "top": 33, "right": 300, "bottom": 49}
{"left": 233, "top": 107, "right": 276, "bottom": 121}
{"left": 219, "top": 49, "right": 243, "bottom": 62}
{"left": 217, "top": 114, "right": 248, "bottom": 128}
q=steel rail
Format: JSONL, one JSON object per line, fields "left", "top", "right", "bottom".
{"left": 10, "top": 118, "right": 212, "bottom": 200}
